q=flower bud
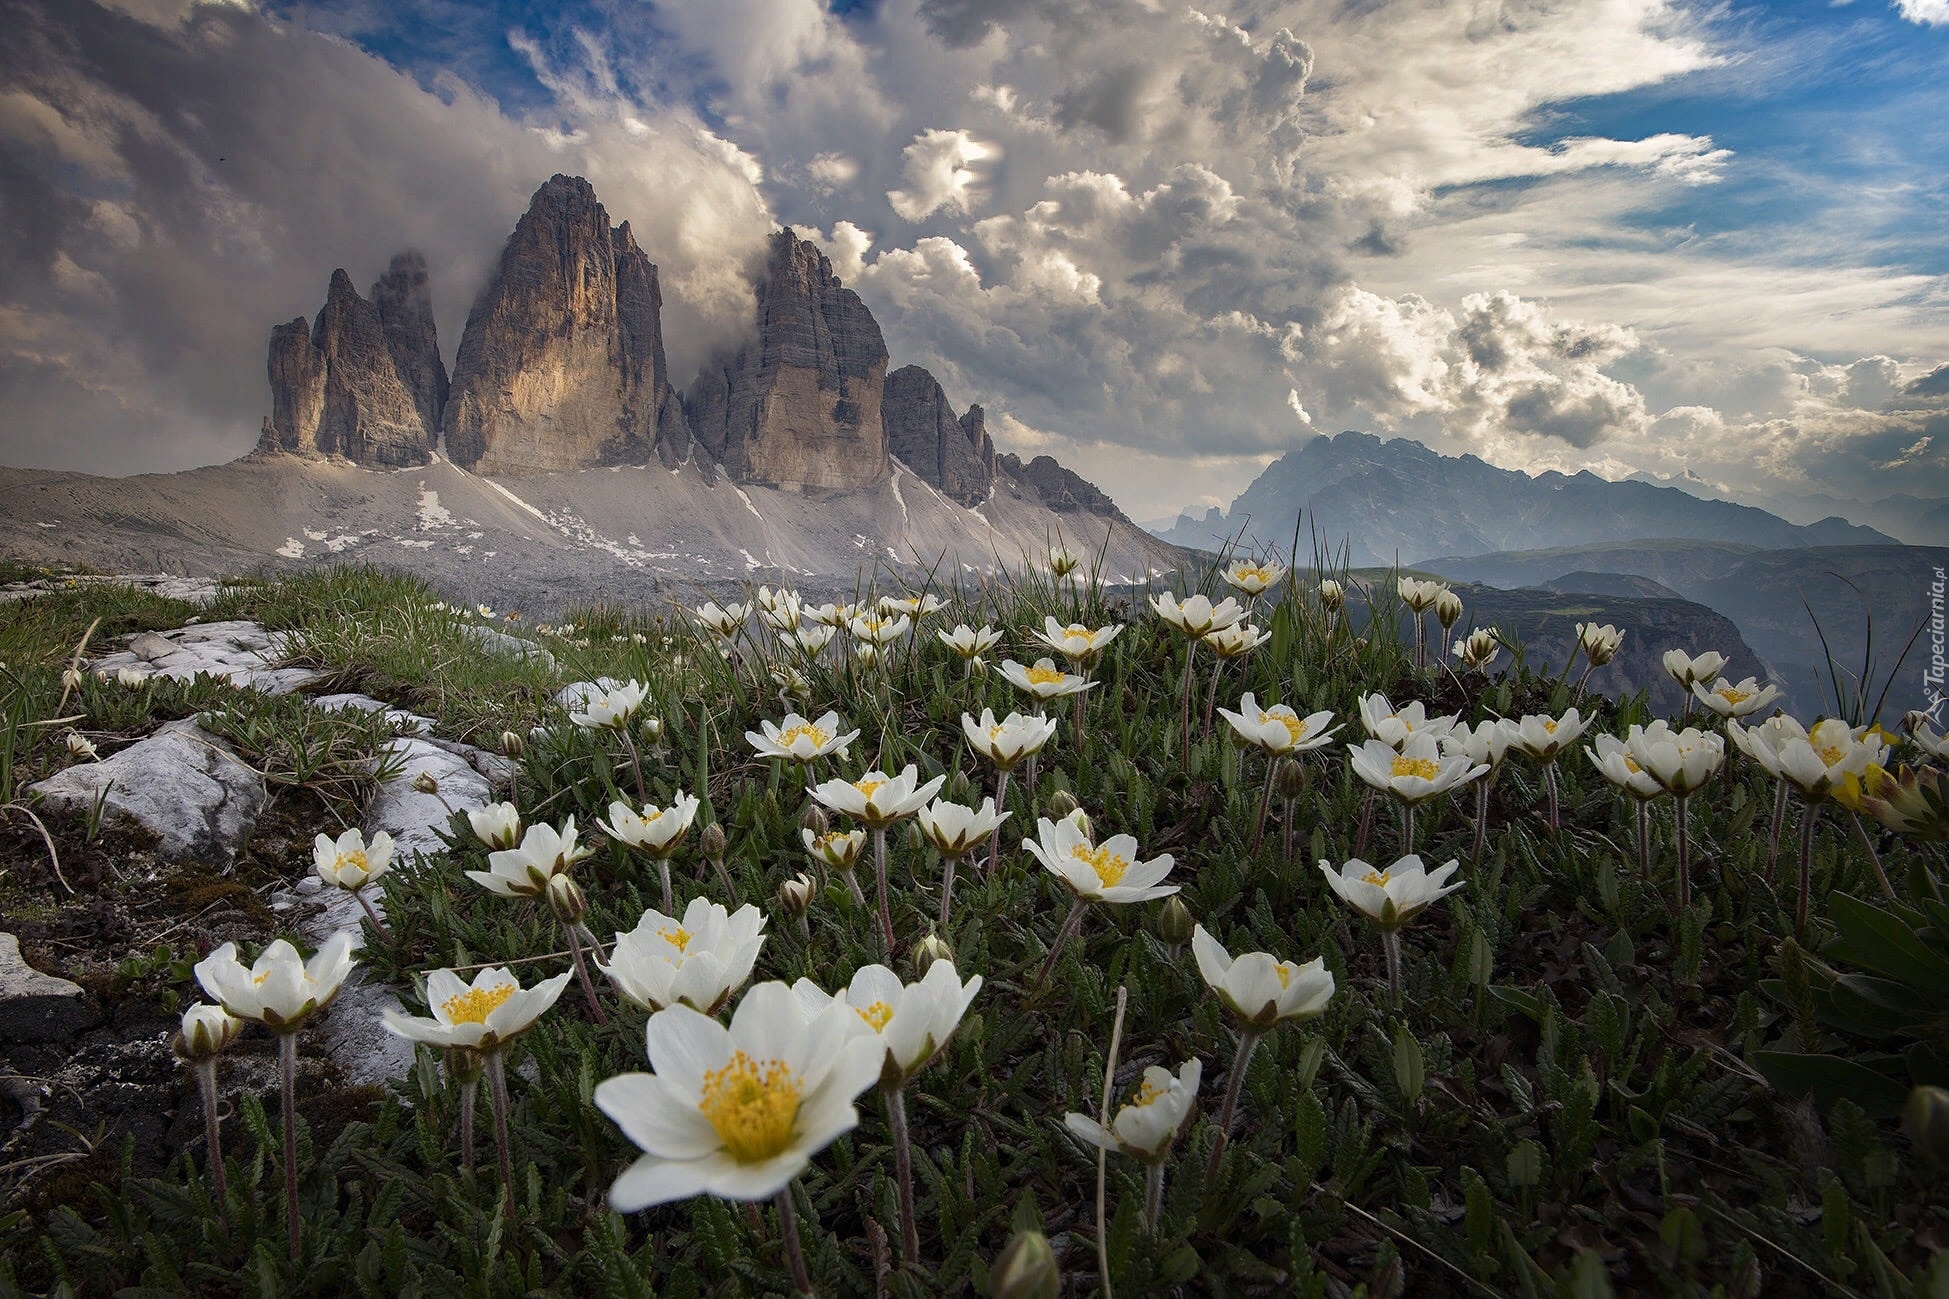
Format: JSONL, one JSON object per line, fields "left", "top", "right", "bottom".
{"left": 911, "top": 931, "right": 955, "bottom": 977}
{"left": 1434, "top": 589, "right": 1463, "bottom": 631}
{"left": 700, "top": 822, "right": 727, "bottom": 863}
{"left": 546, "top": 873, "right": 587, "bottom": 924}
{"left": 173, "top": 1002, "right": 243, "bottom": 1063}
{"left": 412, "top": 771, "right": 440, "bottom": 795}
{"left": 1318, "top": 579, "right": 1345, "bottom": 612}
{"left": 1045, "top": 789, "right": 1080, "bottom": 820}
{"left": 65, "top": 732, "right": 99, "bottom": 761}
{"left": 641, "top": 716, "right": 664, "bottom": 743}
{"left": 990, "top": 1226, "right": 1060, "bottom": 1299}
{"left": 1905, "top": 1084, "right": 1949, "bottom": 1166}
{"left": 60, "top": 666, "right": 84, "bottom": 691}
{"left": 1275, "top": 757, "right": 1308, "bottom": 802}
{"left": 1061, "top": 805, "right": 1093, "bottom": 842}
{"left": 1155, "top": 895, "right": 1195, "bottom": 947}
{"left": 116, "top": 667, "right": 149, "bottom": 688}
{"left": 778, "top": 872, "right": 816, "bottom": 915}
{"left": 800, "top": 804, "right": 830, "bottom": 837}
{"left": 500, "top": 729, "right": 524, "bottom": 758}
{"left": 969, "top": 655, "right": 989, "bottom": 680}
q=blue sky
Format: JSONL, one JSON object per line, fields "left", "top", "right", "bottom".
{"left": 4, "top": 0, "right": 1948, "bottom": 517}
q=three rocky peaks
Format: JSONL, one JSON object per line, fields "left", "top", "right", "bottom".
{"left": 258, "top": 174, "right": 1110, "bottom": 518}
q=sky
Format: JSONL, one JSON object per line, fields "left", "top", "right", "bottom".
{"left": 2, "top": 0, "right": 1947, "bottom": 523}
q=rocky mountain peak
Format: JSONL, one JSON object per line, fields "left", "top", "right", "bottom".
{"left": 883, "top": 364, "right": 995, "bottom": 506}
{"left": 442, "top": 174, "right": 687, "bottom": 473}
{"left": 370, "top": 252, "right": 447, "bottom": 442}
{"left": 688, "top": 230, "right": 890, "bottom": 491}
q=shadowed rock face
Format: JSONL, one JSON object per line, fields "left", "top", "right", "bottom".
{"left": 997, "top": 452, "right": 1128, "bottom": 522}
{"left": 883, "top": 365, "right": 995, "bottom": 506}
{"left": 443, "top": 174, "right": 687, "bottom": 473}
{"left": 371, "top": 252, "right": 448, "bottom": 442}
{"left": 689, "top": 231, "right": 888, "bottom": 490}
{"left": 258, "top": 269, "right": 435, "bottom": 467}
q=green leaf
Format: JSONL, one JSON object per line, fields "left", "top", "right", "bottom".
{"left": 1752, "top": 1050, "right": 1912, "bottom": 1118}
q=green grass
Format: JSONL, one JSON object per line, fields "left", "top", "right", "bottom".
{"left": 2, "top": 560, "right": 1946, "bottom": 1297}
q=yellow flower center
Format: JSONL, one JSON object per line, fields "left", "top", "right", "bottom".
{"left": 441, "top": 983, "right": 517, "bottom": 1025}
{"left": 1817, "top": 745, "right": 1846, "bottom": 767}
{"left": 778, "top": 723, "right": 830, "bottom": 748}
{"left": 1275, "top": 963, "right": 1294, "bottom": 989}
{"left": 1543, "top": 720, "right": 1558, "bottom": 734}
{"left": 1391, "top": 756, "right": 1440, "bottom": 780}
{"left": 334, "top": 849, "right": 367, "bottom": 874}
{"left": 1261, "top": 711, "right": 1309, "bottom": 744}
{"left": 1026, "top": 666, "right": 1068, "bottom": 685}
{"left": 1719, "top": 687, "right": 1751, "bottom": 705}
{"left": 814, "top": 831, "right": 849, "bottom": 852}
{"left": 1624, "top": 757, "right": 1642, "bottom": 773}
{"left": 1236, "top": 566, "right": 1270, "bottom": 582}
{"left": 1360, "top": 868, "right": 1392, "bottom": 888}
{"left": 699, "top": 1051, "right": 802, "bottom": 1164}
{"left": 659, "top": 925, "right": 692, "bottom": 953}
{"left": 1072, "top": 843, "right": 1130, "bottom": 888}
{"left": 1131, "top": 1078, "right": 1167, "bottom": 1107}
{"left": 855, "top": 779, "right": 886, "bottom": 800}
{"left": 856, "top": 1000, "right": 895, "bottom": 1031}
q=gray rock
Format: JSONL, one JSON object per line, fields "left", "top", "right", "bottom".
{"left": 0, "top": 932, "right": 98, "bottom": 1043}
{"left": 29, "top": 719, "right": 267, "bottom": 866}
{"left": 366, "top": 737, "right": 495, "bottom": 859}
{"left": 272, "top": 878, "right": 416, "bottom": 1087}
{"left": 455, "top": 622, "right": 557, "bottom": 669}
{"left": 0, "top": 575, "right": 221, "bottom": 605}
{"left": 884, "top": 364, "right": 995, "bottom": 506}
{"left": 443, "top": 175, "right": 686, "bottom": 472}
{"left": 371, "top": 251, "right": 449, "bottom": 442}
{"left": 90, "top": 620, "right": 321, "bottom": 695}
{"left": 996, "top": 452, "right": 1131, "bottom": 522}
{"left": 689, "top": 229, "right": 890, "bottom": 490}
{"left": 311, "top": 692, "right": 434, "bottom": 736}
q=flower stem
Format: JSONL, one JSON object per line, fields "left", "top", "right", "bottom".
{"left": 1414, "top": 614, "right": 1425, "bottom": 672}
{"left": 777, "top": 1185, "right": 815, "bottom": 1296}
{"left": 195, "top": 1059, "right": 227, "bottom": 1211}
{"left": 278, "top": 1031, "right": 300, "bottom": 1262}
{"left": 657, "top": 858, "right": 674, "bottom": 916}
{"left": 988, "top": 769, "right": 1011, "bottom": 876}
{"left": 1072, "top": 687, "right": 1086, "bottom": 750}
{"left": 1038, "top": 899, "right": 1088, "bottom": 984}
{"left": 459, "top": 1074, "right": 476, "bottom": 1169}
{"left": 1401, "top": 803, "right": 1416, "bottom": 856}
{"left": 1249, "top": 758, "right": 1277, "bottom": 856}
{"left": 562, "top": 918, "right": 607, "bottom": 1025}
{"left": 885, "top": 1087, "right": 920, "bottom": 1264}
{"left": 1282, "top": 796, "right": 1297, "bottom": 865}
{"left": 938, "top": 852, "right": 957, "bottom": 930}
{"left": 1178, "top": 643, "right": 1196, "bottom": 769}
{"left": 1472, "top": 779, "right": 1490, "bottom": 867}
{"left": 872, "top": 826, "right": 895, "bottom": 958}
{"left": 1766, "top": 780, "right": 1788, "bottom": 883}
{"left": 1204, "top": 1028, "right": 1262, "bottom": 1181}
{"left": 1382, "top": 928, "right": 1404, "bottom": 1009}
{"left": 1543, "top": 761, "right": 1561, "bottom": 833}
{"left": 1202, "top": 661, "right": 1223, "bottom": 740}
{"left": 1355, "top": 789, "right": 1374, "bottom": 859}
{"left": 1797, "top": 799, "right": 1820, "bottom": 936}
{"left": 355, "top": 889, "right": 392, "bottom": 942}
{"left": 1143, "top": 1162, "right": 1166, "bottom": 1233}
{"left": 1636, "top": 799, "right": 1651, "bottom": 881}
{"left": 485, "top": 1050, "right": 517, "bottom": 1228}
{"left": 1024, "top": 755, "right": 1038, "bottom": 811}
{"left": 1096, "top": 985, "right": 1128, "bottom": 1299}
{"left": 1846, "top": 809, "right": 1895, "bottom": 900}
{"left": 620, "top": 730, "right": 647, "bottom": 804}
{"left": 843, "top": 870, "right": 868, "bottom": 910}
{"left": 1675, "top": 792, "right": 1691, "bottom": 912}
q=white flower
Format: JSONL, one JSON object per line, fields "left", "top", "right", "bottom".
{"left": 1191, "top": 925, "right": 1335, "bottom": 1028}
{"left": 1585, "top": 733, "right": 1663, "bottom": 800}
{"left": 790, "top": 625, "right": 835, "bottom": 656}
{"left": 1357, "top": 693, "right": 1459, "bottom": 750}
{"left": 1623, "top": 722, "right": 1725, "bottom": 796}
{"left": 778, "top": 872, "right": 817, "bottom": 914}
{"left": 1222, "top": 560, "right": 1287, "bottom": 597}
{"left": 600, "top": 795, "right": 701, "bottom": 858}
{"left": 313, "top": 828, "right": 392, "bottom": 892}
{"left": 1433, "top": 588, "right": 1464, "bottom": 628}
{"left": 1318, "top": 579, "right": 1345, "bottom": 611}
{"left": 855, "top": 643, "right": 883, "bottom": 669}
{"left": 758, "top": 589, "right": 803, "bottom": 633}
{"left": 1030, "top": 617, "right": 1123, "bottom": 664}
{"left": 601, "top": 898, "right": 767, "bottom": 1013}
{"left": 962, "top": 708, "right": 1059, "bottom": 770}
{"left": 1507, "top": 709, "right": 1595, "bottom": 762}
{"left": 476, "top": 604, "right": 494, "bottom": 619}
{"left": 1397, "top": 576, "right": 1448, "bottom": 612}
{"left": 1064, "top": 1058, "right": 1202, "bottom": 1162}
{"left": 64, "top": 732, "right": 98, "bottom": 760}
{"left": 850, "top": 612, "right": 912, "bottom": 646}
{"left": 1150, "top": 592, "right": 1245, "bottom": 638}
{"left": 194, "top": 933, "right": 359, "bottom": 1032}
{"left": 746, "top": 712, "right": 860, "bottom": 764}
{"left": 1452, "top": 628, "right": 1501, "bottom": 672}
{"left": 880, "top": 594, "right": 946, "bottom": 619}
{"left": 1691, "top": 676, "right": 1782, "bottom": 720}
{"left": 468, "top": 801, "right": 522, "bottom": 851}
{"left": 466, "top": 818, "right": 594, "bottom": 897}
{"left": 808, "top": 765, "right": 947, "bottom": 829}
{"left": 1024, "top": 815, "right": 1177, "bottom": 904}
{"left": 998, "top": 657, "right": 1095, "bottom": 701}
{"left": 593, "top": 982, "right": 886, "bottom": 1208}
{"left": 1348, "top": 733, "right": 1488, "bottom": 805}
{"left": 382, "top": 966, "right": 571, "bottom": 1052}
{"left": 1731, "top": 715, "right": 1888, "bottom": 801}
{"left": 115, "top": 667, "right": 150, "bottom": 688}
{"left": 1443, "top": 719, "right": 1519, "bottom": 770}
{"left": 693, "top": 602, "right": 749, "bottom": 636}
{"left": 1048, "top": 546, "right": 1082, "bottom": 577}
{"left": 802, "top": 827, "right": 866, "bottom": 871}
{"left": 1575, "top": 622, "right": 1624, "bottom": 666}
{"left": 177, "top": 1003, "right": 244, "bottom": 1060}
{"left": 1663, "top": 649, "right": 1728, "bottom": 689}
{"left": 1319, "top": 855, "right": 1464, "bottom": 930}
{"left": 755, "top": 585, "right": 798, "bottom": 615}
{"left": 937, "top": 624, "right": 1003, "bottom": 660}
{"left": 1201, "top": 622, "right": 1268, "bottom": 660}
{"left": 1906, "top": 714, "right": 1949, "bottom": 763}
{"left": 571, "top": 680, "right": 649, "bottom": 731}
{"left": 790, "top": 960, "right": 983, "bottom": 1085}
{"left": 916, "top": 798, "right": 1010, "bottom": 857}
{"left": 1217, "top": 693, "right": 1340, "bottom": 756}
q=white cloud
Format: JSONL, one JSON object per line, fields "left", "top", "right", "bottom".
{"left": 887, "top": 127, "right": 997, "bottom": 221}
{"left": 1894, "top": 0, "right": 1949, "bottom": 25}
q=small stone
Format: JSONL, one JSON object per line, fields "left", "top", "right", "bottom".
{"left": 0, "top": 933, "right": 99, "bottom": 1043}
{"left": 29, "top": 719, "right": 267, "bottom": 865}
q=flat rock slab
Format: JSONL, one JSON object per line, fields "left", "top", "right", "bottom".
{"left": 92, "top": 620, "right": 322, "bottom": 695}
{"left": 457, "top": 622, "right": 557, "bottom": 670}
{"left": 30, "top": 719, "right": 267, "bottom": 865}
{"left": 0, "top": 932, "right": 99, "bottom": 1043}
{"left": 271, "top": 878, "right": 416, "bottom": 1087}
{"left": 367, "top": 737, "right": 497, "bottom": 859}
{"left": 0, "top": 574, "right": 221, "bottom": 605}
{"left": 313, "top": 692, "right": 435, "bottom": 736}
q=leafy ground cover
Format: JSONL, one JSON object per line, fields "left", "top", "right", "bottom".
{"left": 0, "top": 558, "right": 1945, "bottom": 1298}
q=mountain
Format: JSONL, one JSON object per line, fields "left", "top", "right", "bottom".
{"left": 1761, "top": 490, "right": 1949, "bottom": 548}
{"left": 1422, "top": 542, "right": 1949, "bottom": 720}
{"left": 1156, "top": 431, "right": 1893, "bottom": 564}
{"left": 5, "top": 174, "right": 1178, "bottom": 604}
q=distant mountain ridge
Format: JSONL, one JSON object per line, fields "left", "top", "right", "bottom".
{"left": 1156, "top": 431, "right": 1892, "bottom": 563}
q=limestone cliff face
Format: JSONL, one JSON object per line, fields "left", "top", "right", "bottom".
{"left": 883, "top": 365, "right": 995, "bottom": 506}
{"left": 371, "top": 252, "right": 448, "bottom": 442}
{"left": 443, "top": 175, "right": 688, "bottom": 474}
{"left": 997, "top": 453, "right": 1129, "bottom": 523}
{"left": 257, "top": 268, "right": 435, "bottom": 467}
{"left": 689, "top": 231, "right": 888, "bottom": 491}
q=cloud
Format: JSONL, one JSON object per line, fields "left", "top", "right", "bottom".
{"left": 887, "top": 127, "right": 997, "bottom": 221}
{"left": 1893, "top": 0, "right": 1949, "bottom": 25}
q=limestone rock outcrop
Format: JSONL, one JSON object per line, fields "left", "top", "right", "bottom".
{"left": 371, "top": 252, "right": 449, "bottom": 442}
{"left": 997, "top": 453, "right": 1128, "bottom": 522}
{"left": 258, "top": 267, "right": 439, "bottom": 467}
{"left": 443, "top": 175, "right": 688, "bottom": 473}
{"left": 883, "top": 365, "right": 995, "bottom": 506}
{"left": 688, "top": 231, "right": 889, "bottom": 491}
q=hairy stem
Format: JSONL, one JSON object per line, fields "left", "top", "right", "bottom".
{"left": 1204, "top": 1028, "right": 1263, "bottom": 1181}
{"left": 1383, "top": 928, "right": 1404, "bottom": 1009}
{"left": 279, "top": 1031, "right": 300, "bottom": 1262}
{"left": 1143, "top": 1162, "right": 1166, "bottom": 1234}
{"left": 195, "top": 1059, "right": 227, "bottom": 1211}
{"left": 562, "top": 918, "right": 607, "bottom": 1025}
{"left": 1766, "top": 780, "right": 1788, "bottom": 883}
{"left": 1675, "top": 792, "right": 1691, "bottom": 912}
{"left": 1249, "top": 758, "right": 1277, "bottom": 856}
{"left": 1038, "top": 900, "right": 1089, "bottom": 985}
{"left": 873, "top": 827, "right": 895, "bottom": 958}
{"left": 886, "top": 1087, "right": 920, "bottom": 1264}
{"left": 355, "top": 889, "right": 391, "bottom": 942}
{"left": 777, "top": 1186, "right": 815, "bottom": 1296}
{"left": 486, "top": 1050, "right": 517, "bottom": 1228}
{"left": 1797, "top": 799, "right": 1820, "bottom": 936}
{"left": 988, "top": 768, "right": 1011, "bottom": 876}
